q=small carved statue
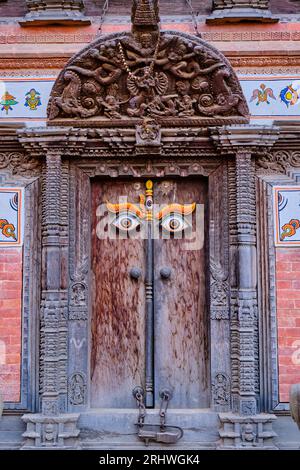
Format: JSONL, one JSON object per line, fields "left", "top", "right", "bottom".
{"left": 99, "top": 95, "right": 124, "bottom": 120}
{"left": 213, "top": 373, "right": 230, "bottom": 406}
{"left": 177, "top": 95, "right": 196, "bottom": 117}
{"left": 137, "top": 117, "right": 160, "bottom": 142}
{"left": 241, "top": 423, "right": 257, "bottom": 447}
{"left": 42, "top": 423, "right": 57, "bottom": 446}
{"left": 71, "top": 283, "right": 86, "bottom": 305}
{"left": 70, "top": 373, "right": 85, "bottom": 405}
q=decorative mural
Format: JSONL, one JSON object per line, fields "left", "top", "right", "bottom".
{"left": 24, "top": 88, "right": 41, "bottom": 111}
{"left": 279, "top": 84, "right": 299, "bottom": 108}
{"left": 0, "top": 79, "right": 52, "bottom": 119}
{"left": 274, "top": 186, "right": 300, "bottom": 246}
{"left": 2, "top": 76, "right": 300, "bottom": 120}
{"left": 0, "top": 188, "right": 23, "bottom": 247}
{"left": 242, "top": 77, "right": 300, "bottom": 117}
{"left": 250, "top": 84, "right": 276, "bottom": 106}
{"left": 0, "top": 91, "right": 18, "bottom": 115}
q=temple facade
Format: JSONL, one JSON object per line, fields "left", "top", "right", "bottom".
{"left": 0, "top": 0, "right": 300, "bottom": 449}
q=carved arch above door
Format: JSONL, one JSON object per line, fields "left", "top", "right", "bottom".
{"left": 48, "top": 0, "right": 249, "bottom": 127}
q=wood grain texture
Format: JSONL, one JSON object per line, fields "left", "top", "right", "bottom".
{"left": 154, "top": 179, "right": 209, "bottom": 408}
{"left": 91, "top": 180, "right": 145, "bottom": 408}
{"left": 91, "top": 178, "right": 209, "bottom": 409}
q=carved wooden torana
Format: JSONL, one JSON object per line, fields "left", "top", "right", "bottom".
{"left": 48, "top": 0, "right": 249, "bottom": 127}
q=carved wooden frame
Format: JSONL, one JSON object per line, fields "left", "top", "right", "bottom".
{"left": 0, "top": 160, "right": 42, "bottom": 413}
{"left": 66, "top": 153, "right": 232, "bottom": 413}
{"left": 256, "top": 163, "right": 300, "bottom": 413}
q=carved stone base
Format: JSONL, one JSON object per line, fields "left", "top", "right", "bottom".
{"left": 206, "top": 8, "right": 278, "bottom": 25}
{"left": 218, "top": 413, "right": 278, "bottom": 449}
{"left": 21, "top": 414, "right": 81, "bottom": 449}
{"left": 19, "top": 11, "right": 91, "bottom": 27}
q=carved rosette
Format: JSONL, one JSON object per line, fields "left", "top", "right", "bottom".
{"left": 48, "top": 31, "right": 249, "bottom": 127}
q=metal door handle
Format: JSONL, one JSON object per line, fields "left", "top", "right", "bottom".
{"left": 130, "top": 267, "right": 142, "bottom": 280}
{"left": 160, "top": 267, "right": 172, "bottom": 280}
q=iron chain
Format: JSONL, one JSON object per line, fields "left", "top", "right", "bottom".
{"left": 135, "top": 390, "right": 146, "bottom": 428}
{"left": 185, "top": 0, "right": 202, "bottom": 38}
{"left": 98, "top": 0, "right": 109, "bottom": 35}
{"left": 159, "top": 390, "right": 171, "bottom": 430}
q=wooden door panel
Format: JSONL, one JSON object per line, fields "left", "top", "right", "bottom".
{"left": 154, "top": 179, "right": 209, "bottom": 408}
{"left": 91, "top": 180, "right": 146, "bottom": 408}
{"left": 91, "top": 178, "right": 209, "bottom": 409}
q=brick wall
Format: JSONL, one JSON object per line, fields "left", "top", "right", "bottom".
{"left": 276, "top": 249, "right": 300, "bottom": 403}
{"left": 0, "top": 248, "right": 22, "bottom": 403}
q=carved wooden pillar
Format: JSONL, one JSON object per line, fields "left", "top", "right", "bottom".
{"left": 22, "top": 146, "right": 80, "bottom": 449}
{"left": 20, "top": 0, "right": 90, "bottom": 26}
{"left": 231, "top": 150, "right": 258, "bottom": 416}
{"left": 210, "top": 125, "right": 279, "bottom": 449}
{"left": 207, "top": 0, "right": 278, "bottom": 24}
{"left": 40, "top": 150, "right": 65, "bottom": 415}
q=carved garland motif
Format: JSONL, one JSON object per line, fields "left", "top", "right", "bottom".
{"left": 257, "top": 150, "right": 300, "bottom": 174}
{"left": 0, "top": 152, "right": 41, "bottom": 176}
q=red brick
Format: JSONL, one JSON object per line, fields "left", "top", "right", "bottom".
{"left": 0, "top": 290, "right": 21, "bottom": 300}
{"left": 292, "top": 262, "right": 300, "bottom": 271}
{"left": 277, "top": 271, "right": 300, "bottom": 280}
{"left": 277, "top": 280, "right": 292, "bottom": 289}
{"left": 276, "top": 262, "right": 292, "bottom": 272}
{"left": 281, "top": 328, "right": 300, "bottom": 337}
{"left": 278, "top": 356, "right": 293, "bottom": 365}
{"left": 0, "top": 248, "right": 22, "bottom": 403}
{"left": 278, "top": 317, "right": 297, "bottom": 327}
{"left": 1, "top": 299, "right": 21, "bottom": 308}
{"left": 277, "top": 289, "right": 300, "bottom": 299}
{"left": 277, "top": 251, "right": 300, "bottom": 262}
{"left": 0, "top": 253, "right": 22, "bottom": 264}
{"left": 3, "top": 264, "right": 22, "bottom": 275}
{"left": 2, "top": 272, "right": 22, "bottom": 281}
{"left": 0, "top": 280, "right": 22, "bottom": 290}
{"left": 277, "top": 299, "right": 295, "bottom": 309}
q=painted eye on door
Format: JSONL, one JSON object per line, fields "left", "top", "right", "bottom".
{"left": 111, "top": 212, "right": 141, "bottom": 232}
{"left": 161, "top": 213, "right": 191, "bottom": 234}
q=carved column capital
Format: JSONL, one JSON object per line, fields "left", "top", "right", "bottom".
{"left": 20, "top": 0, "right": 91, "bottom": 27}
{"left": 207, "top": 0, "right": 278, "bottom": 25}
{"left": 209, "top": 125, "right": 279, "bottom": 156}
{"left": 17, "top": 127, "right": 88, "bottom": 158}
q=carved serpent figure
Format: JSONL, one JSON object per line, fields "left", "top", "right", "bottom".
{"left": 51, "top": 70, "right": 99, "bottom": 119}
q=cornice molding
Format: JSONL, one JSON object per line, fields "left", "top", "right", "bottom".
{"left": 209, "top": 124, "right": 280, "bottom": 154}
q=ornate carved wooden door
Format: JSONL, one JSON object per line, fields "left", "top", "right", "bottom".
{"left": 91, "top": 178, "right": 209, "bottom": 410}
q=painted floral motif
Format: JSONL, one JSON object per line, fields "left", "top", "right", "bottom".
{"left": 25, "top": 88, "right": 42, "bottom": 111}
{"left": 274, "top": 187, "right": 300, "bottom": 246}
{"left": 0, "top": 92, "right": 18, "bottom": 114}
{"left": 279, "top": 84, "right": 299, "bottom": 107}
{"left": 0, "top": 189, "right": 22, "bottom": 246}
{"left": 250, "top": 83, "right": 276, "bottom": 105}
{"left": 0, "top": 219, "right": 16, "bottom": 240}
{"left": 280, "top": 219, "right": 300, "bottom": 241}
